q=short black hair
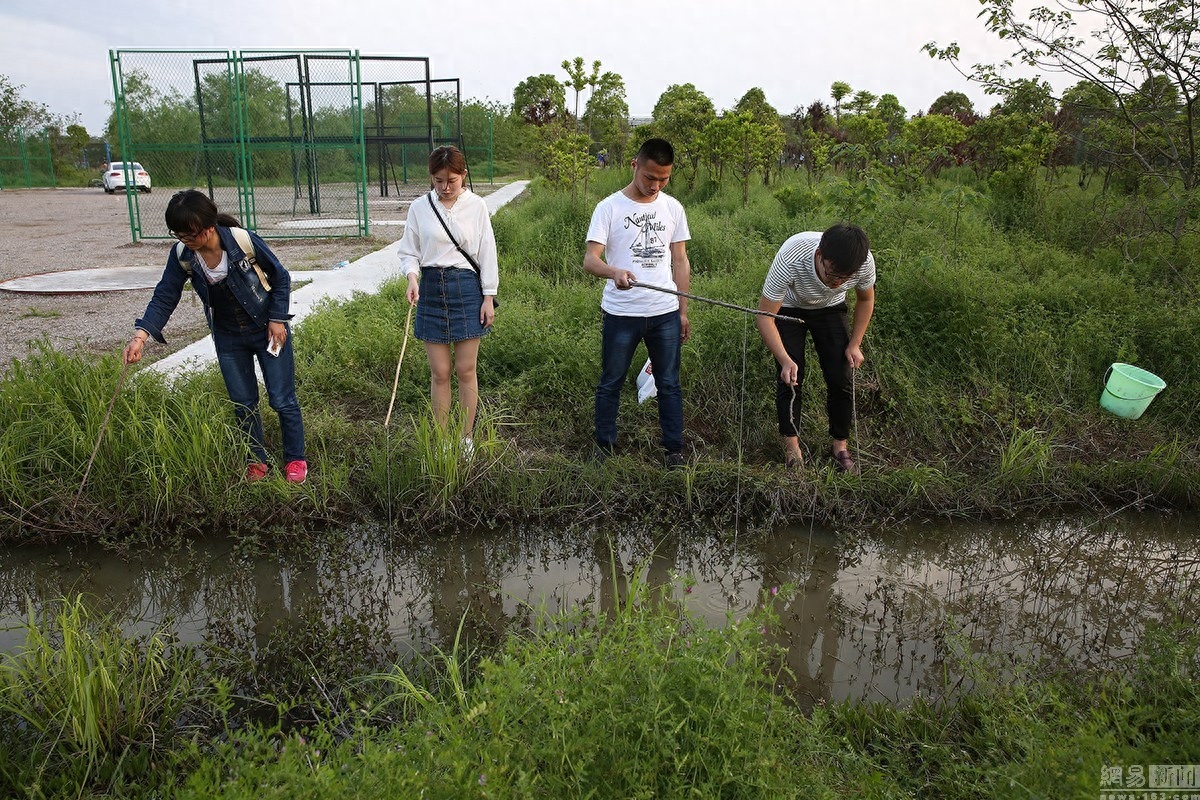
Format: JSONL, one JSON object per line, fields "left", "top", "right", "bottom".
{"left": 636, "top": 138, "right": 675, "bottom": 167}
{"left": 818, "top": 223, "right": 870, "bottom": 276}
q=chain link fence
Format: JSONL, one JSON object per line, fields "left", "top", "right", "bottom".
{"left": 109, "top": 50, "right": 488, "bottom": 242}
{"left": 0, "top": 128, "right": 56, "bottom": 189}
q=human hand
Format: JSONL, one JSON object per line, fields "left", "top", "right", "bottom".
{"left": 613, "top": 269, "right": 637, "bottom": 290}
{"left": 123, "top": 333, "right": 148, "bottom": 365}
{"left": 679, "top": 312, "right": 690, "bottom": 343}
{"left": 779, "top": 358, "right": 799, "bottom": 386}
{"left": 481, "top": 296, "right": 495, "bottom": 327}
{"left": 846, "top": 344, "right": 865, "bottom": 369}
{"left": 267, "top": 321, "right": 288, "bottom": 354}
{"left": 406, "top": 274, "right": 419, "bottom": 306}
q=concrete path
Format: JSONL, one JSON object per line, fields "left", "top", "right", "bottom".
{"left": 0, "top": 265, "right": 165, "bottom": 293}
{"left": 148, "top": 180, "right": 529, "bottom": 377}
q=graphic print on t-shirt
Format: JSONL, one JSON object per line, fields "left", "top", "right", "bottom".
{"left": 623, "top": 210, "right": 667, "bottom": 266}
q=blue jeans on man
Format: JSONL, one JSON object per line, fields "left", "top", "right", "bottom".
{"left": 594, "top": 310, "right": 683, "bottom": 456}
{"left": 213, "top": 324, "right": 305, "bottom": 465}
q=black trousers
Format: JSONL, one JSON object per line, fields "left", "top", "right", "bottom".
{"left": 773, "top": 303, "right": 852, "bottom": 440}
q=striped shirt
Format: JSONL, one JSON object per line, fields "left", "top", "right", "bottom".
{"left": 762, "top": 231, "right": 876, "bottom": 309}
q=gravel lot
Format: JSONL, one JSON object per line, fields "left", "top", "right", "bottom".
{"left": 0, "top": 184, "right": 495, "bottom": 370}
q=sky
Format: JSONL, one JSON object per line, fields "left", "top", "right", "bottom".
{"left": 1, "top": 0, "right": 1041, "bottom": 136}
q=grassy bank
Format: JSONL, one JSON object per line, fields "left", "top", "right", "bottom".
{"left": 2, "top": 167, "right": 1198, "bottom": 538}
{"left": 1, "top": 586, "right": 1195, "bottom": 798}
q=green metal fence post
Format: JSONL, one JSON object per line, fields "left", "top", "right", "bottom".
{"left": 352, "top": 50, "right": 369, "bottom": 237}
{"left": 20, "top": 131, "right": 31, "bottom": 188}
{"left": 109, "top": 50, "right": 140, "bottom": 243}
{"left": 45, "top": 131, "right": 56, "bottom": 187}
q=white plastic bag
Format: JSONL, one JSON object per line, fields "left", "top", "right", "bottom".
{"left": 636, "top": 358, "right": 657, "bottom": 404}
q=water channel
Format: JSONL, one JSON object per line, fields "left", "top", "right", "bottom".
{"left": 1, "top": 511, "right": 1196, "bottom": 706}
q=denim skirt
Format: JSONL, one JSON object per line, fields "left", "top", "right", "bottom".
{"left": 414, "top": 266, "right": 491, "bottom": 344}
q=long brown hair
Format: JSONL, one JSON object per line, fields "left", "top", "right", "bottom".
{"left": 428, "top": 145, "right": 467, "bottom": 175}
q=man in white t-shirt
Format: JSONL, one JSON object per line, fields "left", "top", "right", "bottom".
{"left": 756, "top": 224, "right": 876, "bottom": 474}
{"left": 583, "top": 138, "right": 692, "bottom": 469}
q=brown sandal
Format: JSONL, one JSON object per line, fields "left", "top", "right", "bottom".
{"left": 785, "top": 452, "right": 804, "bottom": 469}
{"left": 831, "top": 450, "right": 858, "bottom": 474}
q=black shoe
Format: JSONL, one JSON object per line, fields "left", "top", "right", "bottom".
{"left": 592, "top": 444, "right": 613, "bottom": 464}
{"left": 665, "top": 451, "right": 686, "bottom": 470}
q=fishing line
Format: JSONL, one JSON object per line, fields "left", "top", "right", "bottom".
{"left": 851, "top": 365, "right": 860, "bottom": 468}
{"left": 735, "top": 313, "right": 748, "bottom": 540}
{"left": 73, "top": 358, "right": 131, "bottom": 511}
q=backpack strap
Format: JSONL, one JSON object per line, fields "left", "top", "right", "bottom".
{"left": 175, "top": 240, "right": 191, "bottom": 274}
{"left": 175, "top": 227, "right": 271, "bottom": 292}
{"left": 231, "top": 227, "right": 272, "bottom": 292}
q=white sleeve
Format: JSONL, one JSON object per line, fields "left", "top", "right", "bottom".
{"left": 397, "top": 204, "right": 422, "bottom": 277}
{"left": 475, "top": 202, "right": 499, "bottom": 295}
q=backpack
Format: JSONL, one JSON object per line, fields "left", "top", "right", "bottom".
{"left": 175, "top": 227, "right": 271, "bottom": 291}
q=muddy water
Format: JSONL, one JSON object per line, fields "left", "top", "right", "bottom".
{"left": 0, "top": 512, "right": 1196, "bottom": 705}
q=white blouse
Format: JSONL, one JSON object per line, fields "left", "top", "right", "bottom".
{"left": 397, "top": 189, "right": 499, "bottom": 295}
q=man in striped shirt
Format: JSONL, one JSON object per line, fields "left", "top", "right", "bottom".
{"left": 755, "top": 224, "right": 876, "bottom": 473}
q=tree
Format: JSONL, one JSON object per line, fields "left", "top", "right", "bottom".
{"left": 0, "top": 74, "right": 52, "bottom": 134}
{"left": 789, "top": 101, "right": 837, "bottom": 185}
{"left": 583, "top": 71, "right": 630, "bottom": 163}
{"left": 892, "top": 113, "right": 969, "bottom": 192}
{"left": 733, "top": 87, "right": 785, "bottom": 185}
{"left": 830, "top": 81, "right": 852, "bottom": 124}
{"left": 924, "top": 0, "right": 1200, "bottom": 242}
{"left": 929, "top": 91, "right": 975, "bottom": 118}
{"left": 652, "top": 83, "right": 716, "bottom": 189}
{"left": 993, "top": 77, "right": 1055, "bottom": 118}
{"left": 847, "top": 89, "right": 877, "bottom": 116}
{"left": 561, "top": 57, "right": 601, "bottom": 125}
{"left": 873, "top": 93, "right": 907, "bottom": 139}
{"left": 512, "top": 74, "right": 565, "bottom": 123}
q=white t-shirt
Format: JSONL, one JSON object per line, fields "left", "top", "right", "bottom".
{"left": 198, "top": 251, "right": 229, "bottom": 284}
{"left": 762, "top": 231, "right": 876, "bottom": 309}
{"left": 586, "top": 190, "right": 690, "bottom": 317}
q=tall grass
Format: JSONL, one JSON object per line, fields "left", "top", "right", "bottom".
{"left": 168, "top": 580, "right": 1200, "bottom": 799}
{"left": 0, "top": 594, "right": 200, "bottom": 795}
{"left": 4, "top": 163, "right": 1200, "bottom": 537}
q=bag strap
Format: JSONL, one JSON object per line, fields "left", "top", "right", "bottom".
{"left": 428, "top": 193, "right": 481, "bottom": 273}
{"left": 175, "top": 226, "right": 271, "bottom": 292}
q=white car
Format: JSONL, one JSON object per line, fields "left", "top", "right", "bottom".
{"left": 102, "top": 162, "right": 152, "bottom": 194}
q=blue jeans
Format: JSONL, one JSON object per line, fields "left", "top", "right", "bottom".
{"left": 595, "top": 310, "right": 683, "bottom": 454}
{"left": 213, "top": 324, "right": 306, "bottom": 465}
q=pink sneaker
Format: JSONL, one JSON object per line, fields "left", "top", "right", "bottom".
{"left": 284, "top": 460, "right": 308, "bottom": 484}
{"left": 245, "top": 462, "right": 270, "bottom": 482}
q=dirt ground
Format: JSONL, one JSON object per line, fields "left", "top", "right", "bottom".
{"left": 0, "top": 184, "right": 488, "bottom": 370}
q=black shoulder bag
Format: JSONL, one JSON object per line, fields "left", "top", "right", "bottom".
{"left": 427, "top": 193, "right": 497, "bottom": 309}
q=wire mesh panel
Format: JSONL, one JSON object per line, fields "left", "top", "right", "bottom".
{"left": 109, "top": 49, "right": 236, "bottom": 241}
{"left": 0, "top": 129, "right": 56, "bottom": 188}
{"left": 110, "top": 49, "right": 368, "bottom": 241}
{"left": 108, "top": 49, "right": 484, "bottom": 242}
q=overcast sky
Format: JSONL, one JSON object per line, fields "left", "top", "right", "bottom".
{"left": 2, "top": 0, "right": 1041, "bottom": 135}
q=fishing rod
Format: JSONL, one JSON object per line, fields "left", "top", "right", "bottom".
{"left": 384, "top": 303, "right": 415, "bottom": 531}
{"left": 629, "top": 282, "right": 804, "bottom": 324}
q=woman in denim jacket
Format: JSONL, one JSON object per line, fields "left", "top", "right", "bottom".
{"left": 123, "top": 190, "right": 307, "bottom": 483}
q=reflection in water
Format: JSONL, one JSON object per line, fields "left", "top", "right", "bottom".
{"left": 0, "top": 513, "right": 1197, "bottom": 704}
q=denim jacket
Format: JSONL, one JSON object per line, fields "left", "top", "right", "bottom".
{"left": 135, "top": 226, "right": 293, "bottom": 343}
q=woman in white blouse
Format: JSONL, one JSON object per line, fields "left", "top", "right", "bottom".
{"left": 398, "top": 145, "right": 498, "bottom": 453}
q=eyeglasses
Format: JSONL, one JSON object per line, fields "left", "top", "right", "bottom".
{"left": 818, "top": 256, "right": 853, "bottom": 287}
{"left": 169, "top": 227, "right": 209, "bottom": 242}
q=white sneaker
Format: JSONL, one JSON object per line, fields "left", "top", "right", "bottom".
{"left": 461, "top": 437, "right": 475, "bottom": 458}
